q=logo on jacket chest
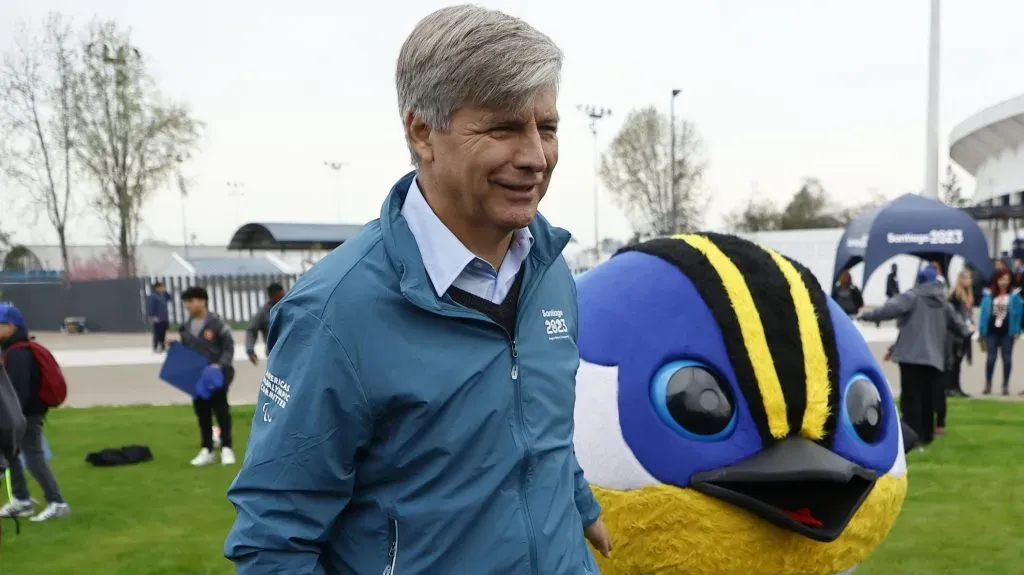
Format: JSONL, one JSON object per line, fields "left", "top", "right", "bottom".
{"left": 542, "top": 308, "right": 570, "bottom": 341}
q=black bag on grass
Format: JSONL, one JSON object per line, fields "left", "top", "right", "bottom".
{"left": 85, "top": 445, "right": 153, "bottom": 467}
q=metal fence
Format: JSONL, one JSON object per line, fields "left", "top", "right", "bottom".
{"left": 0, "top": 278, "right": 149, "bottom": 333}
{"left": 0, "top": 273, "right": 299, "bottom": 333}
{"left": 144, "top": 273, "right": 300, "bottom": 326}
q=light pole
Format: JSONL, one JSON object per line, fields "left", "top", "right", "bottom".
{"left": 923, "top": 0, "right": 941, "bottom": 199}
{"left": 174, "top": 156, "right": 190, "bottom": 257}
{"left": 324, "top": 160, "right": 349, "bottom": 222}
{"left": 669, "top": 89, "right": 681, "bottom": 233}
{"left": 577, "top": 105, "right": 611, "bottom": 259}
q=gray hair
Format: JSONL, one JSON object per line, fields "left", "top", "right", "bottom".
{"left": 396, "top": 5, "right": 563, "bottom": 165}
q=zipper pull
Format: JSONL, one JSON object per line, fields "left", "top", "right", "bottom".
{"left": 511, "top": 364, "right": 519, "bottom": 381}
{"left": 511, "top": 339, "right": 519, "bottom": 358}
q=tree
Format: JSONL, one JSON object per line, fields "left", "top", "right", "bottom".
{"left": 2, "top": 245, "right": 39, "bottom": 271}
{"left": 724, "top": 194, "right": 782, "bottom": 232}
{"left": 725, "top": 179, "right": 885, "bottom": 232}
{"left": 74, "top": 20, "right": 200, "bottom": 277}
{"left": 941, "top": 165, "right": 968, "bottom": 207}
{"left": 0, "top": 14, "right": 78, "bottom": 274}
{"left": 600, "top": 105, "right": 708, "bottom": 237}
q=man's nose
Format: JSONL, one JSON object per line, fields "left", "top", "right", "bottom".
{"left": 511, "top": 126, "right": 549, "bottom": 172}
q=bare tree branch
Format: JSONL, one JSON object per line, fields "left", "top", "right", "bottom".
{"left": 0, "top": 13, "right": 78, "bottom": 273}
{"left": 600, "top": 105, "right": 708, "bottom": 237}
{"left": 74, "top": 20, "right": 201, "bottom": 277}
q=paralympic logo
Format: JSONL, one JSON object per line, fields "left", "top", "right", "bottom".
{"left": 261, "top": 402, "right": 274, "bottom": 423}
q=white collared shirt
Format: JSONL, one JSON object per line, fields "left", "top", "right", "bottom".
{"left": 401, "top": 177, "right": 534, "bottom": 304}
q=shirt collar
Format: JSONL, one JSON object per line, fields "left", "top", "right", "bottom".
{"left": 401, "top": 176, "right": 533, "bottom": 298}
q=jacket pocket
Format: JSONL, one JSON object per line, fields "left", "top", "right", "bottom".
{"left": 381, "top": 516, "right": 399, "bottom": 575}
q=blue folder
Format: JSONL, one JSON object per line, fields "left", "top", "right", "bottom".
{"left": 159, "top": 342, "right": 210, "bottom": 397}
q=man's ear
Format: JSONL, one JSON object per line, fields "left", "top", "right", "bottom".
{"left": 405, "top": 112, "right": 434, "bottom": 164}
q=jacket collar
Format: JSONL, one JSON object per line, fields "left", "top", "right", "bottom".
{"left": 380, "top": 171, "right": 571, "bottom": 310}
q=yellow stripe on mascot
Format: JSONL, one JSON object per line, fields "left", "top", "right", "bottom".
{"left": 574, "top": 233, "right": 907, "bottom": 575}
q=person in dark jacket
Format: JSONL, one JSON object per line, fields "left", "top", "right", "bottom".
{"left": 0, "top": 304, "right": 69, "bottom": 522}
{"left": 886, "top": 263, "right": 900, "bottom": 298}
{"left": 936, "top": 269, "right": 975, "bottom": 436}
{"left": 860, "top": 267, "right": 972, "bottom": 447}
{"left": 831, "top": 269, "right": 864, "bottom": 316}
{"left": 172, "top": 287, "right": 236, "bottom": 467}
{"left": 244, "top": 283, "right": 286, "bottom": 365}
{"left": 147, "top": 281, "right": 172, "bottom": 352}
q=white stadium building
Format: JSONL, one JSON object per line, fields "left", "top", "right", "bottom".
{"left": 950, "top": 93, "right": 1024, "bottom": 255}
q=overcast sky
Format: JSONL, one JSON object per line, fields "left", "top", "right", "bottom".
{"left": 1, "top": 0, "right": 1022, "bottom": 247}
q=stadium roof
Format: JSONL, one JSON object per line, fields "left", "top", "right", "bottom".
{"left": 185, "top": 257, "right": 287, "bottom": 276}
{"left": 950, "top": 93, "right": 1024, "bottom": 175}
{"left": 227, "top": 222, "right": 365, "bottom": 251}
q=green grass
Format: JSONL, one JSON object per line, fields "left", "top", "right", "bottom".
{"left": 858, "top": 399, "right": 1024, "bottom": 575}
{"left": 1, "top": 401, "right": 1022, "bottom": 574}
{"left": 0, "top": 404, "right": 255, "bottom": 575}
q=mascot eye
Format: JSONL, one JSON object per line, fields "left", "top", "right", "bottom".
{"left": 845, "top": 375, "right": 884, "bottom": 444}
{"left": 650, "top": 360, "right": 738, "bottom": 441}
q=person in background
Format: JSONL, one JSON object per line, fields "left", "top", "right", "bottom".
{"left": 173, "top": 287, "right": 236, "bottom": 466}
{"left": 937, "top": 268, "right": 975, "bottom": 435}
{"left": 831, "top": 269, "right": 864, "bottom": 317}
{"left": 992, "top": 258, "right": 1009, "bottom": 288}
{"left": 886, "top": 263, "right": 900, "bottom": 298}
{"left": 859, "top": 267, "right": 971, "bottom": 448}
{"left": 0, "top": 304, "right": 70, "bottom": 522}
{"left": 1013, "top": 258, "right": 1024, "bottom": 288}
{"left": 931, "top": 261, "right": 947, "bottom": 285}
{"left": 978, "top": 269, "right": 1022, "bottom": 396}
{"left": 147, "top": 282, "right": 172, "bottom": 353}
{"left": 244, "top": 283, "right": 286, "bottom": 365}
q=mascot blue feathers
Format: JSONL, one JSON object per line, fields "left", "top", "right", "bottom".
{"left": 572, "top": 233, "right": 907, "bottom": 575}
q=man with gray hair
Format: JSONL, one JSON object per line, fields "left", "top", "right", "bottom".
{"left": 225, "top": 5, "right": 611, "bottom": 574}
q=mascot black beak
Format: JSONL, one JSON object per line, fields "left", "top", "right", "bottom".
{"left": 690, "top": 437, "right": 877, "bottom": 542}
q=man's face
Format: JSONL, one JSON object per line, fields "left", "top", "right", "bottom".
{"left": 420, "top": 87, "right": 559, "bottom": 232}
{"left": 155, "top": 285, "right": 165, "bottom": 294}
{"left": 0, "top": 323, "right": 14, "bottom": 342}
{"left": 183, "top": 298, "right": 206, "bottom": 317}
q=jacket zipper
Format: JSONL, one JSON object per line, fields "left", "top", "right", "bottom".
{"left": 404, "top": 261, "right": 551, "bottom": 575}
{"left": 382, "top": 517, "right": 399, "bottom": 575}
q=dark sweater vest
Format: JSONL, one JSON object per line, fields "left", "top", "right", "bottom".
{"left": 447, "top": 268, "right": 526, "bottom": 337}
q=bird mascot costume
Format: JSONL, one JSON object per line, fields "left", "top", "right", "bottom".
{"left": 573, "top": 233, "right": 907, "bottom": 575}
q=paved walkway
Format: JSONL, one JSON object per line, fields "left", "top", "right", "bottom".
{"left": 33, "top": 327, "right": 1024, "bottom": 408}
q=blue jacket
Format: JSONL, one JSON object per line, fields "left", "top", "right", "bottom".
{"left": 225, "top": 173, "right": 601, "bottom": 575}
{"left": 147, "top": 291, "right": 170, "bottom": 322}
{"left": 978, "top": 289, "right": 1023, "bottom": 337}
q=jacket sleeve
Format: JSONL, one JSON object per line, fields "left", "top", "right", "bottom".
{"left": 146, "top": 295, "right": 156, "bottom": 318}
{"left": 2, "top": 348, "right": 33, "bottom": 408}
{"left": 216, "top": 320, "right": 235, "bottom": 367}
{"left": 572, "top": 450, "right": 601, "bottom": 527}
{"left": 225, "top": 302, "right": 373, "bottom": 574}
{"left": 860, "top": 292, "right": 915, "bottom": 322}
{"left": 853, "top": 287, "right": 865, "bottom": 311}
{"left": 244, "top": 307, "right": 267, "bottom": 355}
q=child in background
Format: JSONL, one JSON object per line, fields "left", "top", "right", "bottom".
{"left": 172, "top": 287, "right": 237, "bottom": 466}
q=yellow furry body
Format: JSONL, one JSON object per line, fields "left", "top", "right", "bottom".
{"left": 589, "top": 474, "right": 907, "bottom": 575}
